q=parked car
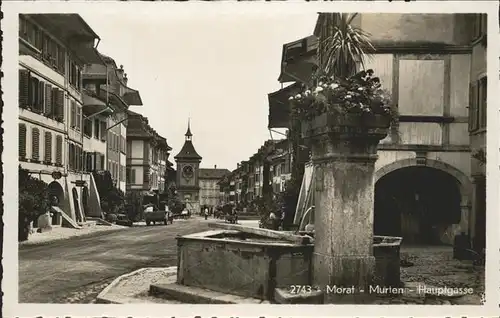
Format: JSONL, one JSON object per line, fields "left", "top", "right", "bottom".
{"left": 144, "top": 208, "right": 168, "bottom": 226}
{"left": 116, "top": 214, "right": 133, "bottom": 227}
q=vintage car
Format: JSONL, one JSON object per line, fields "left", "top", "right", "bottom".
{"left": 144, "top": 206, "right": 168, "bottom": 226}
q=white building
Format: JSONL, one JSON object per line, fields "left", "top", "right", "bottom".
{"left": 19, "top": 14, "right": 103, "bottom": 225}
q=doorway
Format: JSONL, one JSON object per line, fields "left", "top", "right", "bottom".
{"left": 374, "top": 166, "right": 462, "bottom": 245}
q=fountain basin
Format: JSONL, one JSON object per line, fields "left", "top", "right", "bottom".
{"left": 176, "top": 230, "right": 401, "bottom": 301}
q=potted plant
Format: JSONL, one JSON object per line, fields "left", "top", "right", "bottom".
{"left": 289, "top": 13, "right": 396, "bottom": 141}
{"left": 290, "top": 70, "right": 395, "bottom": 139}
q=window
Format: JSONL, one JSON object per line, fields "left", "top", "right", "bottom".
{"left": 29, "top": 76, "right": 39, "bottom": 111}
{"left": 53, "top": 87, "right": 64, "bottom": 122}
{"left": 68, "top": 143, "right": 74, "bottom": 170}
{"left": 478, "top": 76, "right": 487, "bottom": 129}
{"left": 36, "top": 80, "right": 45, "bottom": 113}
{"left": 44, "top": 131, "right": 52, "bottom": 163}
{"left": 19, "top": 124, "right": 27, "bottom": 159}
{"left": 84, "top": 118, "right": 92, "bottom": 137}
{"left": 44, "top": 83, "right": 52, "bottom": 117}
{"left": 94, "top": 119, "right": 100, "bottom": 139}
{"left": 55, "top": 135, "right": 63, "bottom": 165}
{"left": 100, "top": 154, "right": 105, "bottom": 170}
{"left": 19, "top": 69, "right": 30, "bottom": 108}
{"left": 473, "top": 14, "right": 487, "bottom": 41}
{"left": 70, "top": 101, "right": 76, "bottom": 128}
{"left": 31, "top": 127, "right": 40, "bottom": 161}
{"left": 100, "top": 122, "right": 107, "bottom": 141}
{"left": 131, "top": 168, "right": 136, "bottom": 183}
{"left": 76, "top": 105, "right": 82, "bottom": 131}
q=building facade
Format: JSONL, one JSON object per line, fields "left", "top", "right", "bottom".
{"left": 199, "top": 166, "right": 231, "bottom": 209}
{"left": 18, "top": 14, "right": 103, "bottom": 225}
{"left": 468, "top": 14, "right": 487, "bottom": 251}
{"left": 269, "top": 13, "right": 485, "bottom": 247}
{"left": 83, "top": 54, "right": 143, "bottom": 194}
{"left": 126, "top": 111, "right": 171, "bottom": 196}
{"left": 174, "top": 122, "right": 202, "bottom": 213}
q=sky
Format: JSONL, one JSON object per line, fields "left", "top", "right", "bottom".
{"left": 81, "top": 12, "right": 318, "bottom": 171}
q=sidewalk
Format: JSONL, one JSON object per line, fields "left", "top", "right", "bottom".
{"left": 19, "top": 224, "right": 127, "bottom": 247}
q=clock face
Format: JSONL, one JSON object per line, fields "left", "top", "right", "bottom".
{"left": 182, "top": 165, "right": 194, "bottom": 179}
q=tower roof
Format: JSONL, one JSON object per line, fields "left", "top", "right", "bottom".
{"left": 174, "top": 140, "right": 202, "bottom": 160}
{"left": 175, "top": 120, "right": 201, "bottom": 161}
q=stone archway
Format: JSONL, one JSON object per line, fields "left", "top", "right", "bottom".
{"left": 48, "top": 181, "right": 64, "bottom": 206}
{"left": 374, "top": 158, "right": 472, "bottom": 245}
{"left": 48, "top": 181, "right": 64, "bottom": 226}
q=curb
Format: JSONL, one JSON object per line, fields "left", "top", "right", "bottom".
{"left": 96, "top": 267, "right": 177, "bottom": 304}
{"left": 19, "top": 226, "right": 128, "bottom": 248}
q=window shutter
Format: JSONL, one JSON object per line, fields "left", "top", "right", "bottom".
{"left": 131, "top": 169, "right": 136, "bottom": 184}
{"left": 94, "top": 119, "right": 100, "bottom": 139}
{"left": 37, "top": 80, "right": 45, "bottom": 113}
{"left": 44, "top": 131, "right": 52, "bottom": 163}
{"left": 32, "top": 127, "right": 40, "bottom": 161}
{"left": 51, "top": 87, "right": 58, "bottom": 119}
{"left": 19, "top": 124, "right": 27, "bottom": 158}
{"left": 76, "top": 105, "right": 82, "bottom": 130}
{"left": 29, "top": 76, "right": 39, "bottom": 110}
{"left": 95, "top": 152, "right": 101, "bottom": 171}
{"left": 57, "top": 89, "right": 65, "bottom": 122}
{"left": 100, "top": 154, "right": 105, "bottom": 170}
{"left": 100, "top": 122, "right": 107, "bottom": 141}
{"left": 70, "top": 101, "right": 76, "bottom": 128}
{"left": 55, "top": 135, "right": 63, "bottom": 165}
{"left": 45, "top": 84, "right": 53, "bottom": 117}
{"left": 19, "top": 70, "right": 30, "bottom": 108}
{"left": 479, "top": 77, "right": 487, "bottom": 129}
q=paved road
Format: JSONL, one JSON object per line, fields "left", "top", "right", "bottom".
{"left": 19, "top": 218, "right": 212, "bottom": 303}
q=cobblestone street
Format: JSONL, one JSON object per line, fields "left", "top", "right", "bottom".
{"left": 372, "top": 246, "right": 485, "bottom": 304}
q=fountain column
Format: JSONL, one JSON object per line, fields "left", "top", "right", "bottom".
{"left": 308, "top": 129, "right": 387, "bottom": 304}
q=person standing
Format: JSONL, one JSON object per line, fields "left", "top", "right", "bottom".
{"left": 204, "top": 207, "right": 209, "bottom": 220}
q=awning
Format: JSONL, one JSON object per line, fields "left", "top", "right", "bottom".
{"left": 267, "top": 82, "right": 302, "bottom": 129}
{"left": 278, "top": 35, "right": 318, "bottom": 83}
{"left": 82, "top": 92, "right": 113, "bottom": 116}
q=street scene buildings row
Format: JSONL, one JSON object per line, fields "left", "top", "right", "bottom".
{"left": 18, "top": 13, "right": 488, "bottom": 254}
{"left": 219, "top": 13, "right": 487, "bottom": 252}
{"left": 18, "top": 14, "right": 230, "bottom": 226}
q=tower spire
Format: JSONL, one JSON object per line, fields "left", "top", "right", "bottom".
{"left": 185, "top": 118, "right": 192, "bottom": 140}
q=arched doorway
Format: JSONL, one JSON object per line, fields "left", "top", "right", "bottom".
{"left": 72, "top": 188, "right": 82, "bottom": 223}
{"left": 48, "top": 181, "right": 64, "bottom": 225}
{"left": 374, "top": 165, "right": 463, "bottom": 245}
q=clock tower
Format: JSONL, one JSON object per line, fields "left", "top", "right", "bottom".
{"left": 174, "top": 120, "right": 202, "bottom": 213}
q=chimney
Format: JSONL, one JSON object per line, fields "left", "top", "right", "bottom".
{"left": 214, "top": 165, "right": 217, "bottom": 169}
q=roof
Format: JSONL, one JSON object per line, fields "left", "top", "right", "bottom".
{"left": 174, "top": 140, "right": 202, "bottom": 161}
{"left": 198, "top": 168, "right": 231, "bottom": 179}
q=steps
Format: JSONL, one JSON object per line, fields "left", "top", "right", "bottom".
{"left": 78, "top": 220, "right": 97, "bottom": 228}
{"left": 149, "top": 283, "right": 269, "bottom": 304}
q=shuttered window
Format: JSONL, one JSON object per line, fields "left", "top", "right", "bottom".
{"left": 19, "top": 70, "right": 30, "bottom": 108}
{"left": 94, "top": 119, "right": 100, "bottom": 139}
{"left": 468, "top": 83, "right": 479, "bottom": 132}
{"left": 31, "top": 127, "right": 40, "bottom": 161}
{"left": 44, "top": 84, "right": 52, "bottom": 117}
{"left": 100, "top": 154, "right": 105, "bottom": 170}
{"left": 70, "top": 101, "right": 76, "bottom": 128}
{"left": 68, "top": 143, "right": 74, "bottom": 170}
{"left": 29, "top": 76, "right": 39, "bottom": 111}
{"left": 37, "top": 80, "right": 45, "bottom": 113}
{"left": 19, "top": 124, "right": 27, "bottom": 158}
{"left": 44, "top": 131, "right": 52, "bottom": 163}
{"left": 56, "top": 89, "right": 64, "bottom": 122}
{"left": 479, "top": 77, "right": 487, "bottom": 129}
{"left": 76, "top": 105, "right": 82, "bottom": 131}
{"left": 100, "top": 122, "right": 107, "bottom": 141}
{"left": 55, "top": 135, "right": 63, "bottom": 165}
{"left": 95, "top": 153, "right": 101, "bottom": 171}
